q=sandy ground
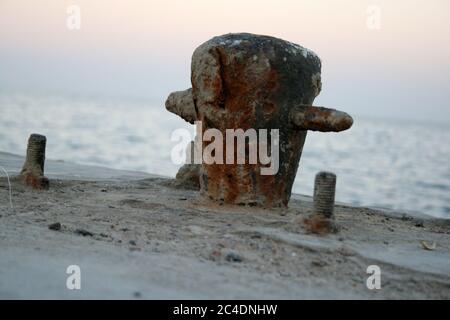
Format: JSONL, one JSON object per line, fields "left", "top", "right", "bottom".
{"left": 0, "top": 151, "right": 449, "bottom": 299}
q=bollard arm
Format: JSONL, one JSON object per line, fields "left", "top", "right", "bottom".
{"left": 166, "top": 90, "right": 353, "bottom": 132}
{"left": 165, "top": 88, "right": 197, "bottom": 124}
{"left": 290, "top": 105, "right": 353, "bottom": 132}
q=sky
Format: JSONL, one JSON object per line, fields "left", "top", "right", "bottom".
{"left": 0, "top": 0, "right": 449, "bottom": 122}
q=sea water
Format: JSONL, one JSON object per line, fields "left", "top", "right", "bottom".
{"left": 1, "top": 92, "right": 449, "bottom": 218}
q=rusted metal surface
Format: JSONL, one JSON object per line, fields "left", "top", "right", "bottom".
{"left": 166, "top": 89, "right": 196, "bottom": 124}
{"left": 291, "top": 106, "right": 353, "bottom": 132}
{"left": 174, "top": 141, "right": 201, "bottom": 189}
{"left": 174, "top": 164, "right": 201, "bottom": 190}
{"left": 313, "top": 171, "right": 337, "bottom": 218}
{"left": 20, "top": 134, "right": 49, "bottom": 189}
{"left": 166, "top": 33, "right": 353, "bottom": 208}
{"left": 304, "top": 171, "right": 338, "bottom": 234}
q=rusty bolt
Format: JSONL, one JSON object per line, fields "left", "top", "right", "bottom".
{"left": 313, "top": 171, "right": 336, "bottom": 219}
{"left": 20, "top": 134, "right": 49, "bottom": 189}
{"left": 166, "top": 33, "right": 353, "bottom": 207}
{"left": 303, "top": 171, "right": 338, "bottom": 234}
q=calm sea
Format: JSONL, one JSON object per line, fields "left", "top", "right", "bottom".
{"left": 1, "top": 92, "right": 449, "bottom": 218}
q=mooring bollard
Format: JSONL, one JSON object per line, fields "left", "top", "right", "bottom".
{"left": 166, "top": 33, "right": 353, "bottom": 207}
{"left": 20, "top": 134, "right": 49, "bottom": 189}
{"left": 313, "top": 172, "right": 337, "bottom": 219}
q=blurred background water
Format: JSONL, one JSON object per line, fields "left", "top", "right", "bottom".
{"left": 1, "top": 92, "right": 449, "bottom": 218}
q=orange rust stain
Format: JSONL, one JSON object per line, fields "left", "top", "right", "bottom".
{"left": 262, "top": 102, "right": 276, "bottom": 117}
{"left": 303, "top": 215, "right": 336, "bottom": 235}
{"left": 264, "top": 69, "right": 279, "bottom": 92}
{"left": 22, "top": 173, "right": 48, "bottom": 190}
{"left": 196, "top": 50, "right": 292, "bottom": 207}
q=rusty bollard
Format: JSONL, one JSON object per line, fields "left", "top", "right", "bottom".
{"left": 166, "top": 33, "right": 353, "bottom": 207}
{"left": 20, "top": 134, "right": 49, "bottom": 189}
{"left": 304, "top": 172, "right": 338, "bottom": 234}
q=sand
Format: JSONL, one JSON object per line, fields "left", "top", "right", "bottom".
{"left": 0, "top": 151, "right": 449, "bottom": 299}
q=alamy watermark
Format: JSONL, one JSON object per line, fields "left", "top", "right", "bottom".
{"left": 366, "top": 5, "right": 381, "bottom": 30}
{"left": 366, "top": 265, "right": 381, "bottom": 290}
{"left": 66, "top": 265, "right": 81, "bottom": 290}
{"left": 66, "top": 5, "right": 81, "bottom": 30}
{"left": 171, "top": 121, "right": 280, "bottom": 175}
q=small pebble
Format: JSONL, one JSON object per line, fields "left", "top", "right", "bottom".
{"left": 415, "top": 220, "right": 424, "bottom": 228}
{"left": 311, "top": 260, "right": 327, "bottom": 267}
{"left": 75, "top": 229, "right": 94, "bottom": 237}
{"left": 48, "top": 222, "right": 61, "bottom": 231}
{"left": 225, "top": 250, "right": 243, "bottom": 263}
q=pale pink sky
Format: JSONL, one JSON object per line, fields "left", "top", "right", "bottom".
{"left": 1, "top": 0, "right": 449, "bottom": 121}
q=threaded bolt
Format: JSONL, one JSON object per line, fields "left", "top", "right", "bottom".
{"left": 313, "top": 171, "right": 336, "bottom": 219}
{"left": 20, "top": 134, "right": 49, "bottom": 189}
